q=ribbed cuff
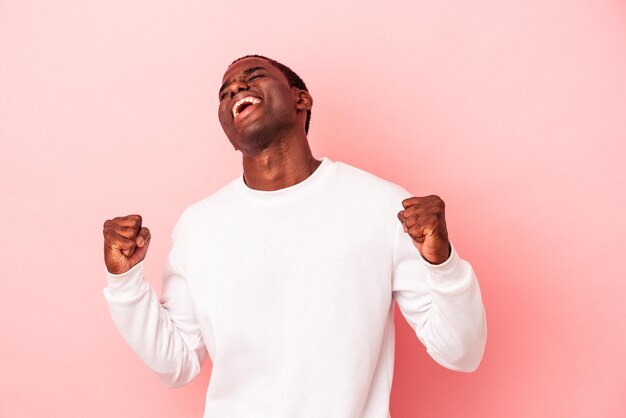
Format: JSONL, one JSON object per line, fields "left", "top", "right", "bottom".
{"left": 419, "top": 242, "right": 458, "bottom": 271}
{"left": 104, "top": 260, "right": 147, "bottom": 300}
{"left": 421, "top": 243, "right": 473, "bottom": 294}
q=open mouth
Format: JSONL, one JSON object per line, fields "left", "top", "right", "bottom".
{"left": 232, "top": 96, "right": 262, "bottom": 119}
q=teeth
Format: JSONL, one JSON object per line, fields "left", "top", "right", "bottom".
{"left": 232, "top": 96, "right": 261, "bottom": 118}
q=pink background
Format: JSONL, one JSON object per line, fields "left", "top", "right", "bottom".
{"left": 1, "top": 0, "right": 625, "bottom": 417}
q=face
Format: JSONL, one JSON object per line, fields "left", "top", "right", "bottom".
{"left": 217, "top": 57, "right": 311, "bottom": 153}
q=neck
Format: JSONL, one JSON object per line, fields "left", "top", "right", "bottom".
{"left": 241, "top": 134, "right": 321, "bottom": 191}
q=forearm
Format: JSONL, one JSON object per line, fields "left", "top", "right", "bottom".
{"left": 103, "top": 261, "right": 206, "bottom": 386}
{"left": 417, "top": 247, "right": 487, "bottom": 372}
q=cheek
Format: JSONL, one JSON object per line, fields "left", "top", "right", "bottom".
{"left": 217, "top": 106, "right": 230, "bottom": 127}
{"left": 269, "top": 94, "right": 298, "bottom": 119}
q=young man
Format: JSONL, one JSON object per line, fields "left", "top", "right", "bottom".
{"left": 103, "top": 55, "right": 486, "bottom": 418}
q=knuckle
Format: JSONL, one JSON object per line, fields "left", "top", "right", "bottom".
{"left": 431, "top": 195, "right": 444, "bottom": 207}
{"left": 409, "top": 207, "right": 424, "bottom": 218}
{"left": 121, "top": 225, "right": 136, "bottom": 236}
{"left": 429, "top": 206, "right": 443, "bottom": 215}
{"left": 408, "top": 224, "right": 422, "bottom": 235}
{"left": 103, "top": 225, "right": 116, "bottom": 238}
{"left": 118, "top": 236, "right": 133, "bottom": 249}
{"left": 402, "top": 197, "right": 417, "bottom": 208}
{"left": 404, "top": 206, "right": 418, "bottom": 217}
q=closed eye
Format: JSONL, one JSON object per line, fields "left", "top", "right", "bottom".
{"left": 218, "top": 72, "right": 265, "bottom": 100}
{"left": 247, "top": 73, "right": 263, "bottom": 81}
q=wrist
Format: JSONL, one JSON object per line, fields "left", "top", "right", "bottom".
{"left": 422, "top": 242, "right": 451, "bottom": 265}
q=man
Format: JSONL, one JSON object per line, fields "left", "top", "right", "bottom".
{"left": 103, "top": 55, "right": 486, "bottom": 417}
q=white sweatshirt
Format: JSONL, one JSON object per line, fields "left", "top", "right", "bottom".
{"left": 104, "top": 158, "right": 486, "bottom": 418}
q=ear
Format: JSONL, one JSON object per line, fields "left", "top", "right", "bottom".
{"left": 295, "top": 89, "right": 313, "bottom": 111}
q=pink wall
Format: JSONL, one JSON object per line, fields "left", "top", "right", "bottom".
{"left": 1, "top": 1, "right": 624, "bottom": 417}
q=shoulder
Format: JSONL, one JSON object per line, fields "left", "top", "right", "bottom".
{"left": 332, "top": 160, "right": 412, "bottom": 202}
{"left": 172, "top": 178, "right": 241, "bottom": 236}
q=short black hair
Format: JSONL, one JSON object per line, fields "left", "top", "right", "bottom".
{"left": 230, "top": 54, "right": 311, "bottom": 134}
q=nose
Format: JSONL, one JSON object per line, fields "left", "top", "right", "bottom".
{"left": 228, "top": 79, "right": 249, "bottom": 98}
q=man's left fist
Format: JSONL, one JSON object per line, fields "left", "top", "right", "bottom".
{"left": 397, "top": 195, "right": 451, "bottom": 265}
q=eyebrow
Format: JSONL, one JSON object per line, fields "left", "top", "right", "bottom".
{"left": 219, "top": 66, "right": 267, "bottom": 95}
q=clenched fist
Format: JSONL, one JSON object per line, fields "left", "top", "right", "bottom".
{"left": 397, "top": 195, "right": 450, "bottom": 265}
{"left": 103, "top": 214, "right": 151, "bottom": 274}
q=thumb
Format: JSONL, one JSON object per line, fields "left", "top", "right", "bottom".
{"left": 128, "top": 227, "right": 151, "bottom": 267}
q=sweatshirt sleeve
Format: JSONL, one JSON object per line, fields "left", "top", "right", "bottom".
{"left": 391, "top": 222, "right": 487, "bottom": 372}
{"left": 102, "top": 231, "right": 208, "bottom": 387}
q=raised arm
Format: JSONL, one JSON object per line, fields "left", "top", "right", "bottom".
{"left": 102, "top": 215, "right": 207, "bottom": 386}
{"left": 394, "top": 196, "right": 486, "bottom": 372}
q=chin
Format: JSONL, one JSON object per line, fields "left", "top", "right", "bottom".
{"left": 225, "top": 113, "right": 295, "bottom": 155}
{"left": 230, "top": 132, "right": 273, "bottom": 156}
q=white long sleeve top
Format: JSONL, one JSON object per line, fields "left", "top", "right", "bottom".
{"left": 103, "top": 158, "right": 486, "bottom": 418}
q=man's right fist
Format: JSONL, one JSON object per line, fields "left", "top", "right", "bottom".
{"left": 103, "top": 214, "right": 151, "bottom": 275}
